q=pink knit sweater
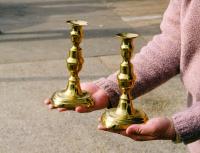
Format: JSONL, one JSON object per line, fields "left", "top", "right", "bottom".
{"left": 95, "top": 0, "right": 200, "bottom": 145}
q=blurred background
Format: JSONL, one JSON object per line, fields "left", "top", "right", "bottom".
{"left": 0, "top": 0, "right": 188, "bottom": 153}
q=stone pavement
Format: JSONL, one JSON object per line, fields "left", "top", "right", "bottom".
{"left": 0, "top": 0, "right": 187, "bottom": 153}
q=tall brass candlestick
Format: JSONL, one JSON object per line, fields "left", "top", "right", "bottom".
{"left": 51, "top": 20, "right": 94, "bottom": 109}
{"left": 101, "top": 33, "right": 148, "bottom": 130}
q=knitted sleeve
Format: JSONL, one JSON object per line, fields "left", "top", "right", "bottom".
{"left": 172, "top": 102, "right": 200, "bottom": 144}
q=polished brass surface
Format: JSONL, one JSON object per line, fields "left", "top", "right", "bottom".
{"left": 51, "top": 20, "right": 94, "bottom": 109}
{"left": 101, "top": 33, "right": 148, "bottom": 130}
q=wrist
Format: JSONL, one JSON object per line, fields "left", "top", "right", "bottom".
{"left": 166, "top": 117, "right": 176, "bottom": 140}
{"left": 93, "top": 78, "right": 121, "bottom": 108}
{"left": 168, "top": 117, "right": 182, "bottom": 143}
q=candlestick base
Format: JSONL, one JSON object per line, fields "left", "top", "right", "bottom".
{"left": 101, "top": 107, "right": 148, "bottom": 130}
{"left": 51, "top": 89, "right": 94, "bottom": 109}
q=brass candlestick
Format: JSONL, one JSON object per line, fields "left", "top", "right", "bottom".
{"left": 50, "top": 20, "right": 94, "bottom": 109}
{"left": 101, "top": 33, "right": 148, "bottom": 130}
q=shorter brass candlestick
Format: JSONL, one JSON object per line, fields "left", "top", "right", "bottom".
{"left": 101, "top": 33, "right": 148, "bottom": 130}
{"left": 50, "top": 20, "right": 94, "bottom": 109}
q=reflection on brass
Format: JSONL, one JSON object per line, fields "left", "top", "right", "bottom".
{"left": 101, "top": 33, "right": 148, "bottom": 130}
{"left": 51, "top": 20, "right": 94, "bottom": 109}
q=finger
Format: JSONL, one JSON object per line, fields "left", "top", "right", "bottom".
{"left": 81, "top": 82, "right": 99, "bottom": 94}
{"left": 76, "top": 88, "right": 108, "bottom": 113}
{"left": 126, "top": 124, "right": 158, "bottom": 141}
{"left": 97, "top": 124, "right": 110, "bottom": 131}
{"left": 126, "top": 124, "right": 143, "bottom": 135}
{"left": 130, "top": 135, "right": 156, "bottom": 141}
{"left": 57, "top": 108, "right": 67, "bottom": 112}
{"left": 127, "top": 123, "right": 157, "bottom": 137}
{"left": 97, "top": 124, "right": 125, "bottom": 134}
{"left": 48, "top": 104, "right": 55, "bottom": 109}
{"left": 92, "top": 89, "right": 108, "bottom": 110}
{"left": 75, "top": 106, "right": 93, "bottom": 113}
{"left": 44, "top": 98, "right": 51, "bottom": 105}
{"left": 120, "top": 131, "right": 129, "bottom": 137}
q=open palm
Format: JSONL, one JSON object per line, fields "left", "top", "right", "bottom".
{"left": 98, "top": 117, "right": 176, "bottom": 141}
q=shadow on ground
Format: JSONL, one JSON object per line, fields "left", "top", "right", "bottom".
{"left": 0, "top": 24, "right": 160, "bottom": 42}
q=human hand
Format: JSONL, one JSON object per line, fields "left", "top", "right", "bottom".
{"left": 98, "top": 117, "right": 176, "bottom": 141}
{"left": 44, "top": 82, "right": 109, "bottom": 113}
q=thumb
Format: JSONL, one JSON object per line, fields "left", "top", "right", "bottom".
{"left": 126, "top": 124, "right": 143, "bottom": 135}
{"left": 81, "top": 82, "right": 99, "bottom": 94}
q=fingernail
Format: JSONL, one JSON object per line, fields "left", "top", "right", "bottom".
{"left": 44, "top": 99, "right": 49, "bottom": 104}
{"left": 48, "top": 104, "right": 54, "bottom": 109}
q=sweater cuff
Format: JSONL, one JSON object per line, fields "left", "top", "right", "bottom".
{"left": 93, "top": 78, "right": 121, "bottom": 108}
{"left": 172, "top": 103, "right": 200, "bottom": 144}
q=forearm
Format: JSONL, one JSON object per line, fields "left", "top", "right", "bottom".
{"left": 131, "top": 32, "right": 180, "bottom": 98}
{"left": 95, "top": 0, "right": 181, "bottom": 106}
